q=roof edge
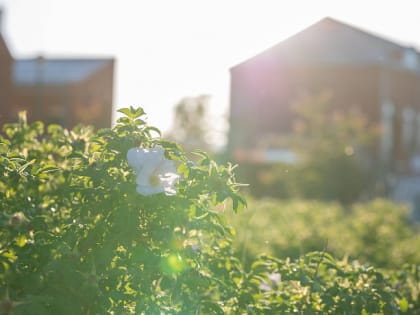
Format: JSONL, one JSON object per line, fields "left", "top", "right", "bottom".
{"left": 230, "top": 16, "right": 419, "bottom": 71}
{"left": 16, "top": 56, "right": 115, "bottom": 62}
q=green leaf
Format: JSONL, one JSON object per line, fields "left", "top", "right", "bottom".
{"left": 18, "top": 110, "right": 27, "bottom": 124}
{"left": 117, "top": 108, "right": 134, "bottom": 117}
{"left": 18, "top": 159, "right": 36, "bottom": 173}
{"left": 116, "top": 117, "right": 131, "bottom": 124}
{"left": 0, "top": 138, "right": 10, "bottom": 146}
{"left": 250, "top": 261, "right": 271, "bottom": 274}
{"left": 361, "top": 309, "right": 369, "bottom": 315}
{"left": 1, "top": 251, "right": 17, "bottom": 262}
{"left": 0, "top": 142, "right": 9, "bottom": 154}
{"left": 117, "top": 107, "right": 145, "bottom": 119}
{"left": 231, "top": 194, "right": 247, "bottom": 213}
{"left": 16, "top": 235, "right": 27, "bottom": 247}
{"left": 201, "top": 301, "right": 224, "bottom": 315}
{"left": 144, "top": 126, "right": 161, "bottom": 137}
{"left": 36, "top": 164, "right": 60, "bottom": 174}
{"left": 399, "top": 298, "right": 408, "bottom": 313}
{"left": 47, "top": 123, "right": 63, "bottom": 134}
{"left": 177, "top": 163, "right": 190, "bottom": 177}
{"left": 191, "top": 149, "right": 209, "bottom": 159}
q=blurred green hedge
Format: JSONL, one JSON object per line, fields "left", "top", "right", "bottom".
{"left": 225, "top": 198, "right": 420, "bottom": 269}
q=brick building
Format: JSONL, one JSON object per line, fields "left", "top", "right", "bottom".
{"left": 0, "top": 16, "right": 114, "bottom": 129}
{"left": 11, "top": 58, "right": 114, "bottom": 128}
{"left": 0, "top": 30, "right": 13, "bottom": 117}
{"left": 228, "top": 17, "right": 420, "bottom": 174}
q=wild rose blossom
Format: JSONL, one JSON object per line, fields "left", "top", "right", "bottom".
{"left": 127, "top": 146, "right": 180, "bottom": 196}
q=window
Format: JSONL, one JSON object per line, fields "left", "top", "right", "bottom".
{"left": 402, "top": 107, "right": 415, "bottom": 152}
{"left": 380, "top": 101, "right": 395, "bottom": 161}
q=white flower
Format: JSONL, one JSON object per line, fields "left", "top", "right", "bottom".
{"left": 268, "top": 272, "right": 281, "bottom": 283}
{"left": 259, "top": 272, "right": 281, "bottom": 292}
{"left": 127, "top": 146, "right": 180, "bottom": 196}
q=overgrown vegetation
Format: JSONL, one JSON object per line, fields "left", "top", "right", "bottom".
{"left": 0, "top": 108, "right": 418, "bottom": 314}
{"left": 226, "top": 198, "right": 420, "bottom": 269}
{"left": 237, "top": 92, "right": 378, "bottom": 203}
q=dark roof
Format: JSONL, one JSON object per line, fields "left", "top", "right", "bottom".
{"left": 13, "top": 58, "right": 113, "bottom": 86}
{"left": 232, "top": 17, "right": 420, "bottom": 71}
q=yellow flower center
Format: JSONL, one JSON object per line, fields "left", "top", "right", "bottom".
{"left": 149, "top": 174, "right": 160, "bottom": 187}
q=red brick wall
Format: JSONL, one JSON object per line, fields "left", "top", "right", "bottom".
{"left": 12, "top": 60, "right": 114, "bottom": 130}
{"left": 72, "top": 60, "right": 114, "bottom": 128}
{"left": 13, "top": 84, "right": 71, "bottom": 125}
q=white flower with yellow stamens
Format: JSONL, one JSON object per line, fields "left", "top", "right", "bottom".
{"left": 127, "top": 146, "right": 180, "bottom": 196}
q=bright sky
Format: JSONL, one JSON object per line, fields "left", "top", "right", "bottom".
{"left": 1, "top": 0, "right": 420, "bottom": 145}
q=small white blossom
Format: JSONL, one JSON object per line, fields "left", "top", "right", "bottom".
{"left": 268, "top": 272, "right": 281, "bottom": 283}
{"left": 259, "top": 272, "right": 281, "bottom": 292}
{"left": 127, "top": 146, "right": 180, "bottom": 196}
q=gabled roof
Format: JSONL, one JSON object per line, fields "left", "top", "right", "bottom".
{"left": 232, "top": 17, "right": 420, "bottom": 71}
{"left": 13, "top": 58, "right": 113, "bottom": 86}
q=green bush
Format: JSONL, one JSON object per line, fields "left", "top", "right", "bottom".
{"left": 226, "top": 198, "right": 420, "bottom": 269}
{"left": 0, "top": 109, "right": 247, "bottom": 314}
{"left": 246, "top": 252, "right": 417, "bottom": 314}
{"left": 0, "top": 108, "right": 418, "bottom": 314}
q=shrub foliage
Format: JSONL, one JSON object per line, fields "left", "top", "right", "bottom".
{"left": 0, "top": 108, "right": 418, "bottom": 314}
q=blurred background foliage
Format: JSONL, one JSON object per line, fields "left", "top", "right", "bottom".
{"left": 235, "top": 92, "right": 379, "bottom": 204}
{"left": 167, "top": 95, "right": 213, "bottom": 153}
{"left": 224, "top": 198, "right": 420, "bottom": 270}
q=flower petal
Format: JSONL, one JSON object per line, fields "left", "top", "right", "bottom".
{"left": 136, "top": 169, "right": 155, "bottom": 186}
{"left": 164, "top": 186, "right": 177, "bottom": 196}
{"left": 149, "top": 146, "right": 165, "bottom": 157}
{"left": 127, "top": 146, "right": 179, "bottom": 196}
{"left": 127, "top": 148, "right": 146, "bottom": 172}
{"left": 127, "top": 147, "right": 164, "bottom": 172}
{"left": 159, "top": 173, "right": 180, "bottom": 186}
{"left": 136, "top": 184, "right": 165, "bottom": 196}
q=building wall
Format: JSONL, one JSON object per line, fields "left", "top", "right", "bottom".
{"left": 229, "top": 61, "right": 420, "bottom": 172}
{"left": 0, "top": 35, "right": 13, "bottom": 127}
{"left": 72, "top": 60, "right": 114, "bottom": 128}
{"left": 11, "top": 60, "right": 114, "bottom": 130}
{"left": 229, "top": 63, "right": 381, "bottom": 150}
{"left": 12, "top": 84, "right": 71, "bottom": 125}
{"left": 384, "top": 69, "right": 420, "bottom": 172}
